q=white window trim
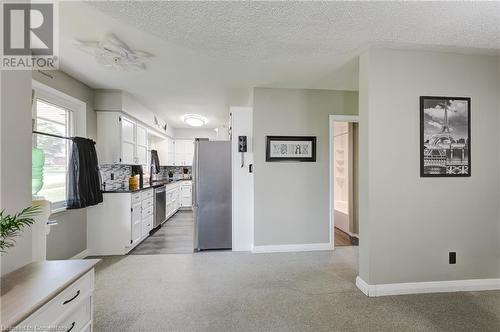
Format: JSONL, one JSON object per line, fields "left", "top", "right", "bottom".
{"left": 32, "top": 80, "right": 87, "bottom": 212}
{"left": 32, "top": 80, "right": 86, "bottom": 136}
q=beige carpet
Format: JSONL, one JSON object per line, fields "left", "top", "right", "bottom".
{"left": 92, "top": 247, "right": 500, "bottom": 331}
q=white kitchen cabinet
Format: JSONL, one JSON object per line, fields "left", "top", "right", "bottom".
{"left": 165, "top": 182, "right": 181, "bottom": 220}
{"left": 141, "top": 189, "right": 154, "bottom": 238}
{"left": 96, "top": 112, "right": 148, "bottom": 165}
{"left": 87, "top": 189, "right": 154, "bottom": 256}
{"left": 121, "top": 115, "right": 136, "bottom": 164}
{"left": 181, "top": 181, "right": 192, "bottom": 208}
{"left": 136, "top": 124, "right": 148, "bottom": 166}
{"left": 152, "top": 136, "right": 175, "bottom": 166}
{"left": 175, "top": 139, "right": 194, "bottom": 166}
{"left": 167, "top": 137, "right": 175, "bottom": 166}
{"left": 131, "top": 198, "right": 142, "bottom": 247}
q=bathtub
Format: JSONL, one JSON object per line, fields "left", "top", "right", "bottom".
{"left": 334, "top": 200, "right": 349, "bottom": 234}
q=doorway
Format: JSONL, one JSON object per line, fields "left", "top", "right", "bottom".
{"left": 330, "top": 115, "right": 359, "bottom": 248}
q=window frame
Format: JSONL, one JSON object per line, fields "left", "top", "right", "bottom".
{"left": 32, "top": 80, "right": 87, "bottom": 213}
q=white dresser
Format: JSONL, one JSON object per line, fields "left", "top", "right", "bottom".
{"left": 1, "top": 259, "right": 100, "bottom": 332}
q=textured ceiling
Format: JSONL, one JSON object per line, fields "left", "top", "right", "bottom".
{"left": 59, "top": 1, "right": 500, "bottom": 128}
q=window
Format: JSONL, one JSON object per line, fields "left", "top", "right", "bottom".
{"left": 33, "top": 99, "right": 74, "bottom": 210}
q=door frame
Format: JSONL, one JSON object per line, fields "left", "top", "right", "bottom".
{"left": 329, "top": 115, "right": 359, "bottom": 248}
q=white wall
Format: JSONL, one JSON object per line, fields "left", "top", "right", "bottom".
{"left": 231, "top": 107, "right": 254, "bottom": 251}
{"left": 32, "top": 70, "right": 95, "bottom": 260}
{"left": 359, "top": 48, "right": 500, "bottom": 285}
{"left": 253, "top": 88, "right": 358, "bottom": 248}
{"left": 175, "top": 128, "right": 216, "bottom": 140}
{"left": 1, "top": 70, "right": 33, "bottom": 275}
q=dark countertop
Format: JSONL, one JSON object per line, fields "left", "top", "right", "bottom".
{"left": 102, "top": 178, "right": 192, "bottom": 193}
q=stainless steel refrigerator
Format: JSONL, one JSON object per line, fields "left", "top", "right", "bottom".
{"left": 193, "top": 139, "right": 232, "bottom": 250}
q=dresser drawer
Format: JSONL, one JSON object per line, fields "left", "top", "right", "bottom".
{"left": 142, "top": 205, "right": 153, "bottom": 218}
{"left": 142, "top": 216, "right": 153, "bottom": 234}
{"left": 142, "top": 197, "right": 154, "bottom": 209}
{"left": 58, "top": 297, "right": 92, "bottom": 332}
{"left": 18, "top": 270, "right": 94, "bottom": 330}
{"left": 131, "top": 193, "right": 142, "bottom": 204}
{"left": 141, "top": 188, "right": 153, "bottom": 200}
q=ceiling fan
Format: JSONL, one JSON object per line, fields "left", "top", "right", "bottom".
{"left": 75, "top": 34, "right": 153, "bottom": 70}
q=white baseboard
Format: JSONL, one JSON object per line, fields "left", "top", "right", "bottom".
{"left": 356, "top": 276, "right": 500, "bottom": 297}
{"left": 252, "top": 242, "right": 333, "bottom": 253}
{"left": 70, "top": 249, "right": 89, "bottom": 260}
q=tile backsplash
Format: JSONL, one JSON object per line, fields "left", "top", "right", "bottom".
{"left": 100, "top": 164, "right": 132, "bottom": 191}
{"left": 160, "top": 166, "right": 192, "bottom": 180}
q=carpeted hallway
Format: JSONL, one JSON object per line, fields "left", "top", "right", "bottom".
{"left": 92, "top": 247, "right": 500, "bottom": 331}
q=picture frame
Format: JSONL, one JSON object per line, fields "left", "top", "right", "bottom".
{"left": 420, "top": 96, "right": 471, "bottom": 177}
{"left": 265, "top": 136, "right": 317, "bottom": 162}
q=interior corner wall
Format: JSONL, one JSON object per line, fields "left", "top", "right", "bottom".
{"left": 32, "top": 70, "right": 96, "bottom": 260}
{"left": 253, "top": 88, "right": 358, "bottom": 246}
{"left": 357, "top": 51, "right": 371, "bottom": 282}
{"left": 231, "top": 106, "right": 254, "bottom": 251}
{"left": 1, "top": 70, "right": 33, "bottom": 275}
{"left": 359, "top": 48, "right": 500, "bottom": 285}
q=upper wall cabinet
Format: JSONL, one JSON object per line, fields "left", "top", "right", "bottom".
{"left": 96, "top": 112, "right": 148, "bottom": 165}
{"left": 136, "top": 124, "right": 148, "bottom": 165}
{"left": 151, "top": 136, "right": 175, "bottom": 166}
{"left": 175, "top": 139, "right": 194, "bottom": 166}
{"left": 94, "top": 90, "right": 173, "bottom": 137}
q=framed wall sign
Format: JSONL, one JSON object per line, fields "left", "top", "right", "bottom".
{"left": 420, "top": 96, "right": 471, "bottom": 177}
{"left": 265, "top": 136, "right": 317, "bottom": 162}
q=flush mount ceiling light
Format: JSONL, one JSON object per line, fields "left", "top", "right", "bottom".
{"left": 182, "top": 114, "right": 207, "bottom": 127}
{"left": 74, "top": 34, "right": 153, "bottom": 70}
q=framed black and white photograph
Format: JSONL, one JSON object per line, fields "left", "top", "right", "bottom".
{"left": 266, "top": 136, "right": 316, "bottom": 162}
{"left": 420, "top": 96, "right": 471, "bottom": 177}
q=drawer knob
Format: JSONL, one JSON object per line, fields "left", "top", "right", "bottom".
{"left": 63, "top": 290, "right": 80, "bottom": 305}
{"left": 66, "top": 321, "right": 76, "bottom": 332}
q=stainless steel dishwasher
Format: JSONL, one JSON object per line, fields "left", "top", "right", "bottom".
{"left": 153, "top": 185, "right": 166, "bottom": 228}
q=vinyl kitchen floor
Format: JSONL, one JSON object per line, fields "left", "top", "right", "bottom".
{"left": 130, "top": 210, "right": 194, "bottom": 255}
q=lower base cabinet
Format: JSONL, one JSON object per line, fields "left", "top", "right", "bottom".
{"left": 87, "top": 188, "right": 153, "bottom": 256}
{"left": 181, "top": 181, "right": 192, "bottom": 208}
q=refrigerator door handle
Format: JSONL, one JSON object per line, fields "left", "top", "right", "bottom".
{"left": 193, "top": 140, "right": 200, "bottom": 207}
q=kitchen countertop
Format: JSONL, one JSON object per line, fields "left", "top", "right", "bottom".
{"left": 1, "top": 259, "right": 100, "bottom": 329}
{"left": 102, "top": 178, "right": 192, "bottom": 193}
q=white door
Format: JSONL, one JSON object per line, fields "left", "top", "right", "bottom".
{"left": 121, "top": 116, "right": 136, "bottom": 164}
{"left": 131, "top": 201, "right": 142, "bottom": 245}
